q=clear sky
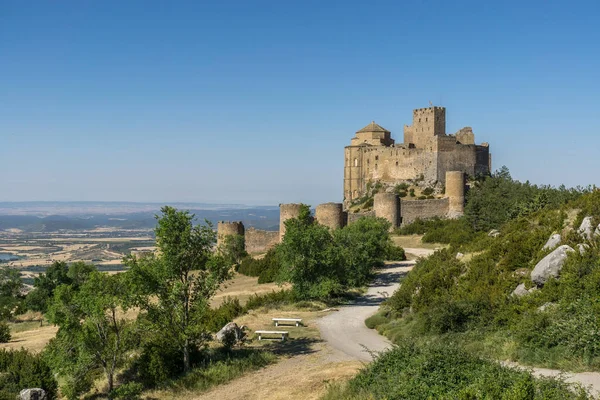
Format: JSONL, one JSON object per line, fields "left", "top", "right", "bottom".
{"left": 1, "top": 1, "right": 599, "bottom": 206}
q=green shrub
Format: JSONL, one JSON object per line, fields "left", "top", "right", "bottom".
{"left": 243, "top": 290, "right": 295, "bottom": 311}
{"left": 323, "top": 340, "right": 590, "bottom": 399}
{"left": 385, "top": 245, "right": 406, "bottom": 261}
{"left": 398, "top": 191, "right": 408, "bottom": 198}
{"left": 0, "top": 349, "right": 58, "bottom": 399}
{"left": 204, "top": 297, "right": 244, "bottom": 332}
{"left": 422, "top": 187, "right": 434, "bottom": 196}
{"left": 0, "top": 322, "right": 10, "bottom": 343}
{"left": 365, "top": 312, "right": 389, "bottom": 329}
{"left": 237, "top": 248, "right": 281, "bottom": 283}
{"left": 112, "top": 382, "right": 143, "bottom": 400}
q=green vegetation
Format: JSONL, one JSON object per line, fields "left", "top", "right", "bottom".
{"left": 237, "top": 247, "right": 282, "bottom": 283}
{"left": 0, "top": 264, "right": 24, "bottom": 321}
{"left": 0, "top": 321, "right": 10, "bottom": 343}
{"left": 370, "top": 169, "right": 600, "bottom": 374}
{"left": 323, "top": 340, "right": 590, "bottom": 400}
{"left": 0, "top": 349, "right": 58, "bottom": 400}
{"left": 278, "top": 205, "right": 403, "bottom": 300}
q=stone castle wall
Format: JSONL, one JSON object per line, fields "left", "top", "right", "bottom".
{"left": 315, "top": 202, "right": 345, "bottom": 230}
{"left": 245, "top": 227, "right": 280, "bottom": 254}
{"left": 400, "top": 198, "right": 450, "bottom": 225}
{"left": 216, "top": 221, "right": 245, "bottom": 247}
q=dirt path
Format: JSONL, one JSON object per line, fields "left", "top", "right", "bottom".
{"left": 316, "top": 260, "right": 416, "bottom": 361}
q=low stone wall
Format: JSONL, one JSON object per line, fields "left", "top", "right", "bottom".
{"left": 245, "top": 228, "right": 280, "bottom": 254}
{"left": 346, "top": 210, "right": 376, "bottom": 225}
{"left": 400, "top": 198, "right": 449, "bottom": 225}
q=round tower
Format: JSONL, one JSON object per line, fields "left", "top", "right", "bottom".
{"left": 446, "top": 171, "right": 465, "bottom": 218}
{"left": 315, "top": 202, "right": 345, "bottom": 230}
{"left": 279, "top": 203, "right": 303, "bottom": 240}
{"left": 217, "top": 221, "right": 245, "bottom": 247}
{"left": 374, "top": 193, "right": 400, "bottom": 230}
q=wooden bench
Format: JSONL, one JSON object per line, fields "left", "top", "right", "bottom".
{"left": 255, "top": 330, "right": 289, "bottom": 341}
{"left": 272, "top": 318, "right": 303, "bottom": 327}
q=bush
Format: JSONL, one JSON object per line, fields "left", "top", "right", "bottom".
{"left": 422, "top": 187, "right": 434, "bottom": 196}
{"left": 204, "top": 297, "right": 244, "bottom": 332}
{"left": 0, "top": 322, "right": 10, "bottom": 343}
{"left": 385, "top": 245, "right": 406, "bottom": 261}
{"left": 237, "top": 248, "right": 281, "bottom": 283}
{"left": 243, "top": 290, "right": 295, "bottom": 311}
{"left": 111, "top": 382, "right": 143, "bottom": 400}
{"left": 323, "top": 340, "right": 590, "bottom": 399}
{"left": 0, "top": 349, "right": 58, "bottom": 399}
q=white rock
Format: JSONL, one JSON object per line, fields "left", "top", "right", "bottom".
{"left": 531, "top": 245, "right": 575, "bottom": 286}
{"left": 19, "top": 389, "right": 46, "bottom": 400}
{"left": 488, "top": 229, "right": 500, "bottom": 238}
{"left": 542, "top": 233, "right": 561, "bottom": 251}
{"left": 578, "top": 217, "right": 594, "bottom": 241}
{"left": 512, "top": 283, "right": 529, "bottom": 297}
{"left": 456, "top": 252, "right": 464, "bottom": 259}
{"left": 578, "top": 243, "right": 590, "bottom": 255}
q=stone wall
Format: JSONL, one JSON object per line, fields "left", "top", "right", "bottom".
{"left": 245, "top": 228, "right": 279, "bottom": 255}
{"left": 400, "top": 198, "right": 450, "bottom": 225}
{"left": 347, "top": 210, "right": 376, "bottom": 225}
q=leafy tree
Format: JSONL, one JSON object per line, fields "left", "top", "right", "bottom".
{"left": 46, "top": 271, "right": 135, "bottom": 396}
{"left": 333, "top": 217, "right": 392, "bottom": 287}
{"left": 0, "top": 349, "right": 58, "bottom": 399}
{"left": 277, "top": 205, "right": 344, "bottom": 299}
{"left": 0, "top": 265, "right": 23, "bottom": 320}
{"left": 125, "top": 206, "right": 231, "bottom": 372}
{"left": 0, "top": 321, "right": 10, "bottom": 343}
{"left": 25, "top": 261, "right": 71, "bottom": 313}
{"left": 219, "top": 234, "right": 247, "bottom": 268}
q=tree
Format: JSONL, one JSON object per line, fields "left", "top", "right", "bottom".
{"left": 219, "top": 234, "right": 248, "bottom": 268}
{"left": 46, "top": 271, "right": 135, "bottom": 396}
{"left": 125, "top": 206, "right": 231, "bottom": 372}
{"left": 277, "top": 205, "right": 344, "bottom": 299}
{"left": 26, "top": 261, "right": 71, "bottom": 313}
{"left": 0, "top": 265, "right": 23, "bottom": 320}
{"left": 333, "top": 217, "right": 392, "bottom": 287}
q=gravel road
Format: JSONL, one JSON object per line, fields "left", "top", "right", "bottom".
{"left": 317, "top": 260, "right": 416, "bottom": 362}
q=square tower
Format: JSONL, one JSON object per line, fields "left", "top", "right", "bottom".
{"left": 409, "top": 107, "right": 446, "bottom": 148}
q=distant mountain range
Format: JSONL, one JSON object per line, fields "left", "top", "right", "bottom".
{"left": 0, "top": 202, "right": 280, "bottom": 232}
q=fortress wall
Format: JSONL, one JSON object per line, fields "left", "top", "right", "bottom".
{"left": 217, "top": 221, "right": 245, "bottom": 247}
{"left": 475, "top": 144, "right": 491, "bottom": 175}
{"left": 245, "top": 228, "right": 279, "bottom": 255}
{"left": 400, "top": 198, "right": 450, "bottom": 225}
{"left": 349, "top": 146, "right": 438, "bottom": 191}
{"left": 347, "top": 210, "right": 376, "bottom": 225}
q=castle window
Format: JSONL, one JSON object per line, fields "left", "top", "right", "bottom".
{"left": 396, "top": 161, "right": 398, "bottom": 166}
{"left": 375, "top": 156, "right": 379, "bottom": 161}
{"left": 375, "top": 164, "right": 378, "bottom": 170}
{"left": 426, "top": 117, "right": 428, "bottom": 122}
{"left": 354, "top": 158, "right": 358, "bottom": 167}
{"left": 419, "top": 118, "right": 421, "bottom": 122}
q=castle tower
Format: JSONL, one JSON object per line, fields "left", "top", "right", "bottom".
{"left": 217, "top": 221, "right": 245, "bottom": 247}
{"left": 315, "top": 202, "right": 345, "bottom": 230}
{"left": 279, "top": 203, "right": 303, "bottom": 240}
{"left": 446, "top": 171, "right": 465, "bottom": 217}
{"left": 374, "top": 193, "right": 401, "bottom": 231}
{"left": 404, "top": 106, "right": 446, "bottom": 148}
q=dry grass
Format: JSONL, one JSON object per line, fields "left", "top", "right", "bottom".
{"left": 391, "top": 234, "right": 443, "bottom": 250}
{"left": 211, "top": 273, "right": 288, "bottom": 307}
{"left": 0, "top": 323, "right": 58, "bottom": 353}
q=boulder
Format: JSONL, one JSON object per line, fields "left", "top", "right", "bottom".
{"left": 578, "top": 243, "right": 590, "bottom": 255}
{"left": 19, "top": 389, "right": 46, "bottom": 400}
{"left": 542, "top": 234, "right": 561, "bottom": 250}
{"left": 488, "top": 229, "right": 500, "bottom": 238}
{"left": 537, "top": 302, "right": 555, "bottom": 312}
{"left": 511, "top": 283, "right": 529, "bottom": 297}
{"left": 578, "top": 217, "right": 594, "bottom": 241}
{"left": 531, "top": 245, "right": 575, "bottom": 286}
{"left": 216, "top": 322, "right": 246, "bottom": 345}
{"left": 456, "top": 252, "right": 464, "bottom": 260}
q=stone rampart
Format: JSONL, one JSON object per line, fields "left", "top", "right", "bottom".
{"left": 217, "top": 221, "right": 245, "bottom": 247}
{"left": 245, "top": 228, "right": 279, "bottom": 255}
{"left": 400, "top": 198, "right": 449, "bottom": 225}
{"left": 315, "top": 202, "right": 345, "bottom": 230}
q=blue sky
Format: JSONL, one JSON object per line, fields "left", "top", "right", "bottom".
{"left": 1, "top": 1, "right": 599, "bottom": 206}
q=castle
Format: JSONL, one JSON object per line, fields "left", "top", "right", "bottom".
{"left": 218, "top": 106, "right": 491, "bottom": 254}
{"left": 344, "top": 106, "right": 491, "bottom": 203}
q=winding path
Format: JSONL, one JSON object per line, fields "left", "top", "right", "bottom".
{"left": 317, "top": 248, "right": 600, "bottom": 396}
{"left": 317, "top": 260, "right": 416, "bottom": 361}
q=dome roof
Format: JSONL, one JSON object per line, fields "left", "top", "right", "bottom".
{"left": 357, "top": 121, "right": 390, "bottom": 134}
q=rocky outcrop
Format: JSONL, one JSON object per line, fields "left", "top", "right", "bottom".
{"left": 216, "top": 322, "right": 247, "bottom": 346}
{"left": 578, "top": 243, "right": 590, "bottom": 255}
{"left": 542, "top": 234, "right": 561, "bottom": 250}
{"left": 531, "top": 245, "right": 575, "bottom": 286}
{"left": 512, "top": 283, "right": 534, "bottom": 297}
{"left": 19, "top": 389, "right": 46, "bottom": 400}
{"left": 578, "top": 217, "right": 594, "bottom": 241}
